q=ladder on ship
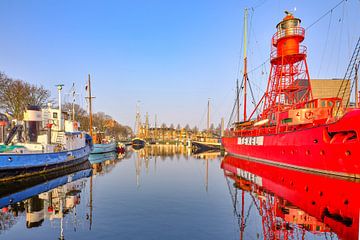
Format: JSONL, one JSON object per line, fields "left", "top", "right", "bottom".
{"left": 336, "top": 36, "right": 360, "bottom": 111}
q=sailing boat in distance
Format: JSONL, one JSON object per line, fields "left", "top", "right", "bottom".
{"left": 87, "top": 74, "right": 117, "bottom": 155}
{"left": 132, "top": 102, "right": 146, "bottom": 150}
{"left": 191, "top": 99, "right": 221, "bottom": 154}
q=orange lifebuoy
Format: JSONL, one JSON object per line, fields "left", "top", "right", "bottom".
{"left": 73, "top": 122, "right": 78, "bottom": 129}
{"left": 305, "top": 111, "right": 313, "bottom": 120}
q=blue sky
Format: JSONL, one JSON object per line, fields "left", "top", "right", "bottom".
{"left": 0, "top": 0, "right": 359, "bottom": 130}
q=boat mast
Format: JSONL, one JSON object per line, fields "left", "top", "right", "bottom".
{"left": 243, "top": 8, "right": 248, "bottom": 122}
{"left": 207, "top": 98, "right": 210, "bottom": 131}
{"left": 56, "top": 84, "right": 64, "bottom": 131}
{"left": 236, "top": 79, "right": 240, "bottom": 122}
{"left": 135, "top": 101, "right": 141, "bottom": 136}
{"left": 355, "top": 64, "right": 359, "bottom": 108}
{"left": 71, "top": 83, "right": 76, "bottom": 121}
{"left": 87, "top": 74, "right": 93, "bottom": 137}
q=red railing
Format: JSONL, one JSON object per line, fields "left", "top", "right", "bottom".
{"left": 270, "top": 45, "right": 307, "bottom": 61}
{"left": 272, "top": 27, "right": 305, "bottom": 46}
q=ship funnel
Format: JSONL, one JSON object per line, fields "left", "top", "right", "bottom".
{"left": 24, "top": 106, "right": 42, "bottom": 143}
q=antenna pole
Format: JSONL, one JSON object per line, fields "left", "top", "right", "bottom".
{"left": 207, "top": 98, "right": 210, "bottom": 131}
{"left": 56, "top": 84, "right": 64, "bottom": 131}
{"left": 356, "top": 64, "right": 359, "bottom": 108}
{"left": 243, "top": 8, "right": 248, "bottom": 121}
{"left": 72, "top": 83, "right": 76, "bottom": 121}
{"left": 87, "top": 74, "right": 93, "bottom": 137}
{"left": 236, "top": 78, "right": 240, "bottom": 122}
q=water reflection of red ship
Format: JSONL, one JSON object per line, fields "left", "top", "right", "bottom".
{"left": 221, "top": 155, "right": 359, "bottom": 239}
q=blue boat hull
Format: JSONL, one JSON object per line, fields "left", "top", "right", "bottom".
{"left": 91, "top": 142, "right": 117, "bottom": 154}
{"left": 0, "top": 145, "right": 91, "bottom": 182}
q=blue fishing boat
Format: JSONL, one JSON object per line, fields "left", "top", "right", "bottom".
{"left": 0, "top": 86, "right": 92, "bottom": 182}
{"left": 91, "top": 141, "right": 117, "bottom": 154}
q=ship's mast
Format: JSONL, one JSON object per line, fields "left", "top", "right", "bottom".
{"left": 71, "top": 83, "right": 76, "bottom": 121}
{"left": 86, "top": 74, "right": 94, "bottom": 137}
{"left": 243, "top": 8, "right": 248, "bottom": 122}
{"left": 56, "top": 84, "right": 64, "bottom": 131}
{"left": 355, "top": 64, "right": 359, "bottom": 108}
{"left": 135, "top": 101, "right": 141, "bottom": 136}
{"left": 207, "top": 98, "right": 210, "bottom": 131}
{"left": 236, "top": 78, "right": 240, "bottom": 122}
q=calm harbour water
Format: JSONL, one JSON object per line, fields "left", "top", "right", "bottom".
{"left": 0, "top": 145, "right": 358, "bottom": 239}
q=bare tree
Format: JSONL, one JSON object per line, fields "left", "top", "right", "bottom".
{"left": 63, "top": 103, "right": 89, "bottom": 131}
{"left": 0, "top": 73, "right": 50, "bottom": 120}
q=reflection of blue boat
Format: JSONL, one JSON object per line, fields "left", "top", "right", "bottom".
{"left": 89, "top": 151, "right": 118, "bottom": 164}
{"left": 91, "top": 142, "right": 117, "bottom": 154}
{"left": 0, "top": 166, "right": 92, "bottom": 208}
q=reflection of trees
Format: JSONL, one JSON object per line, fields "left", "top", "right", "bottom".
{"left": 0, "top": 211, "right": 17, "bottom": 234}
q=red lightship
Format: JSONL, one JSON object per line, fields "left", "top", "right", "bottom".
{"left": 222, "top": 12, "right": 360, "bottom": 178}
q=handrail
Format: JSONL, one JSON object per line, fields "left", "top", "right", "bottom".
{"left": 270, "top": 45, "right": 307, "bottom": 60}
{"left": 272, "top": 27, "right": 305, "bottom": 46}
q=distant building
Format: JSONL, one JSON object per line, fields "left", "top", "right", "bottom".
{"left": 310, "top": 79, "right": 350, "bottom": 105}
{"left": 295, "top": 79, "right": 351, "bottom": 106}
{"left": 137, "top": 125, "right": 195, "bottom": 143}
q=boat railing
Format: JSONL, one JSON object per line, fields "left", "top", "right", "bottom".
{"left": 270, "top": 45, "right": 307, "bottom": 61}
{"left": 272, "top": 26, "right": 305, "bottom": 46}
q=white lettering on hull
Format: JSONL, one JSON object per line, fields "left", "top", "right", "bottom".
{"left": 237, "top": 136, "right": 264, "bottom": 146}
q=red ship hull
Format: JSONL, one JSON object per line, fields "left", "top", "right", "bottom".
{"left": 222, "top": 110, "right": 360, "bottom": 178}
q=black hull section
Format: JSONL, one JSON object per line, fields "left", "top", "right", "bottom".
{"left": 0, "top": 155, "right": 90, "bottom": 182}
{"left": 191, "top": 141, "right": 221, "bottom": 154}
{"left": 132, "top": 138, "right": 146, "bottom": 150}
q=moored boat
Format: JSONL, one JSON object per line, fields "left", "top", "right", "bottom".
{"left": 132, "top": 137, "right": 146, "bottom": 149}
{"left": 0, "top": 86, "right": 92, "bottom": 182}
{"left": 222, "top": 11, "right": 360, "bottom": 178}
{"left": 192, "top": 99, "right": 221, "bottom": 153}
{"left": 191, "top": 136, "right": 221, "bottom": 154}
{"left": 92, "top": 141, "right": 117, "bottom": 154}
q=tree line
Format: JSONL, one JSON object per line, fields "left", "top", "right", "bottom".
{"left": 0, "top": 72, "right": 132, "bottom": 139}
